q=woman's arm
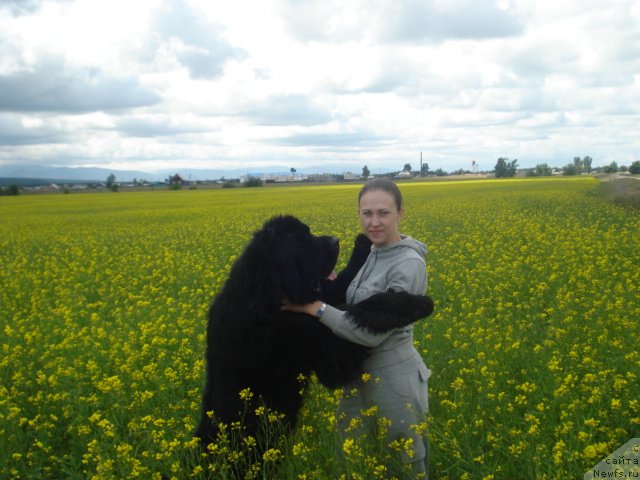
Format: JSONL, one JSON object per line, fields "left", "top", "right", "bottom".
{"left": 281, "top": 299, "right": 392, "bottom": 347}
{"left": 387, "top": 257, "right": 428, "bottom": 294}
{"left": 281, "top": 258, "right": 427, "bottom": 348}
{"left": 320, "top": 305, "right": 393, "bottom": 347}
{"left": 320, "top": 258, "right": 428, "bottom": 346}
{"left": 280, "top": 299, "right": 323, "bottom": 317}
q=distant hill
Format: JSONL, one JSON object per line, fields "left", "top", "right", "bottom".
{"left": 0, "top": 165, "right": 160, "bottom": 183}
{"left": 0, "top": 177, "right": 71, "bottom": 187}
{"left": 0, "top": 163, "right": 376, "bottom": 185}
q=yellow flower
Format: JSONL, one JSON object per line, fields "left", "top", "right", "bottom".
{"left": 239, "top": 387, "right": 254, "bottom": 401}
{"left": 361, "top": 405, "right": 378, "bottom": 417}
{"left": 262, "top": 448, "right": 283, "bottom": 463}
{"left": 451, "top": 377, "right": 465, "bottom": 390}
{"left": 2, "top": 178, "right": 639, "bottom": 479}
{"left": 583, "top": 442, "right": 609, "bottom": 461}
{"left": 342, "top": 438, "right": 357, "bottom": 456}
{"left": 292, "top": 442, "right": 307, "bottom": 457}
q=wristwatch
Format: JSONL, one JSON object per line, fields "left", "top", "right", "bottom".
{"left": 316, "top": 303, "right": 327, "bottom": 318}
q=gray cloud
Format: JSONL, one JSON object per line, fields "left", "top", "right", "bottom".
{"left": 0, "top": 0, "right": 45, "bottom": 16}
{"left": 279, "top": 0, "right": 359, "bottom": 43}
{"left": 1, "top": 1, "right": 638, "bottom": 174}
{"left": 376, "top": 0, "right": 523, "bottom": 43}
{"left": 271, "top": 130, "right": 390, "bottom": 149}
{"left": 280, "top": 0, "right": 523, "bottom": 44}
{"left": 0, "top": 63, "right": 161, "bottom": 113}
{"left": 0, "top": 114, "right": 67, "bottom": 146}
{"left": 176, "top": 49, "right": 230, "bottom": 79}
{"left": 237, "top": 95, "right": 332, "bottom": 127}
{"left": 149, "top": 0, "right": 245, "bottom": 79}
{"left": 115, "top": 116, "right": 212, "bottom": 138}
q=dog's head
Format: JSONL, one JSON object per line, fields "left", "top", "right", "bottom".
{"left": 246, "top": 215, "right": 339, "bottom": 309}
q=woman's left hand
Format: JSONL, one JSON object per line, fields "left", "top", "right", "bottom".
{"left": 281, "top": 297, "right": 323, "bottom": 316}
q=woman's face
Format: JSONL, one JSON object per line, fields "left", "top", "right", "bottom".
{"left": 358, "top": 189, "right": 404, "bottom": 247}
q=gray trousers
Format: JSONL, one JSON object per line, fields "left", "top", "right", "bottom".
{"left": 337, "top": 354, "right": 430, "bottom": 478}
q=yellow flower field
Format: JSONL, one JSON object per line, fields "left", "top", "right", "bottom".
{"left": 0, "top": 177, "right": 638, "bottom": 479}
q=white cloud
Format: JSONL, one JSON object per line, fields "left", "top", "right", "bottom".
{"left": 0, "top": 0, "right": 639, "bottom": 173}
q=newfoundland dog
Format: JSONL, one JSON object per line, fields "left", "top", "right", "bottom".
{"left": 194, "top": 215, "right": 434, "bottom": 468}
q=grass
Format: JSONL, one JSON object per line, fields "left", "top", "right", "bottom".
{"left": 1, "top": 177, "right": 638, "bottom": 479}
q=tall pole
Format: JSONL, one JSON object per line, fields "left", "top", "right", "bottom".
{"left": 420, "top": 151, "right": 423, "bottom": 177}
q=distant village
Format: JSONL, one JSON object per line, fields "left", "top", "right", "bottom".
{"left": 2, "top": 156, "right": 638, "bottom": 195}
{"left": 14, "top": 169, "right": 462, "bottom": 194}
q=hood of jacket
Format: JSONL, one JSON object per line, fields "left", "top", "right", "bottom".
{"left": 372, "top": 235, "right": 428, "bottom": 257}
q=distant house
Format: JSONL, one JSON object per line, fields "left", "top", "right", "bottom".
{"left": 239, "top": 173, "right": 308, "bottom": 183}
{"left": 169, "top": 174, "right": 184, "bottom": 185}
{"left": 169, "top": 174, "right": 190, "bottom": 187}
{"left": 307, "top": 173, "right": 337, "bottom": 182}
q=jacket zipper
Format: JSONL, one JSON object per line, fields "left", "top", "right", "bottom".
{"left": 349, "top": 249, "right": 378, "bottom": 304}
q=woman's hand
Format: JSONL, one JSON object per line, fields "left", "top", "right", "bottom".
{"left": 281, "top": 297, "right": 324, "bottom": 317}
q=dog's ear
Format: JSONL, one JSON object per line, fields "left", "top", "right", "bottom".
{"left": 249, "top": 267, "right": 284, "bottom": 312}
{"left": 273, "top": 234, "right": 302, "bottom": 302}
{"left": 243, "top": 226, "right": 285, "bottom": 312}
{"left": 245, "top": 227, "right": 302, "bottom": 311}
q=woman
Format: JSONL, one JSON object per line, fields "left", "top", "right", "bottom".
{"left": 282, "top": 177, "right": 431, "bottom": 477}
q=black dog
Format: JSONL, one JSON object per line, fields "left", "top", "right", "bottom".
{"left": 194, "top": 215, "right": 434, "bottom": 472}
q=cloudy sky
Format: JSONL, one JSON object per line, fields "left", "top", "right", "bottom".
{"left": 1, "top": 0, "right": 639, "bottom": 174}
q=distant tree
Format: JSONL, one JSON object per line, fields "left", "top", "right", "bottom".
{"left": 494, "top": 157, "right": 518, "bottom": 178}
{"left": 0, "top": 184, "right": 20, "bottom": 196}
{"left": 573, "top": 157, "right": 582, "bottom": 173}
{"left": 244, "top": 177, "right": 263, "bottom": 187}
{"left": 602, "top": 161, "right": 619, "bottom": 174}
{"left": 434, "top": 168, "right": 447, "bottom": 176}
{"left": 362, "top": 165, "right": 370, "bottom": 179}
{"left": 629, "top": 160, "right": 640, "bottom": 174}
{"left": 563, "top": 164, "right": 578, "bottom": 175}
{"left": 571, "top": 156, "right": 593, "bottom": 174}
{"left": 403, "top": 163, "right": 412, "bottom": 172}
{"left": 290, "top": 168, "right": 296, "bottom": 174}
{"left": 106, "top": 174, "right": 118, "bottom": 192}
{"left": 529, "top": 163, "right": 552, "bottom": 177}
{"left": 421, "top": 163, "right": 430, "bottom": 176}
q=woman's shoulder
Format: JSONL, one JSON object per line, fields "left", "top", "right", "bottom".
{"left": 386, "top": 240, "right": 426, "bottom": 264}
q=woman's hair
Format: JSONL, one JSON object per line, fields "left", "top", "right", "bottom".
{"left": 358, "top": 177, "right": 403, "bottom": 211}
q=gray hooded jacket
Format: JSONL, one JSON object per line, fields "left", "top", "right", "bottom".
{"left": 320, "top": 235, "right": 428, "bottom": 369}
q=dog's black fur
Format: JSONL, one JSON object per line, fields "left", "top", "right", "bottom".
{"left": 194, "top": 215, "right": 434, "bottom": 470}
